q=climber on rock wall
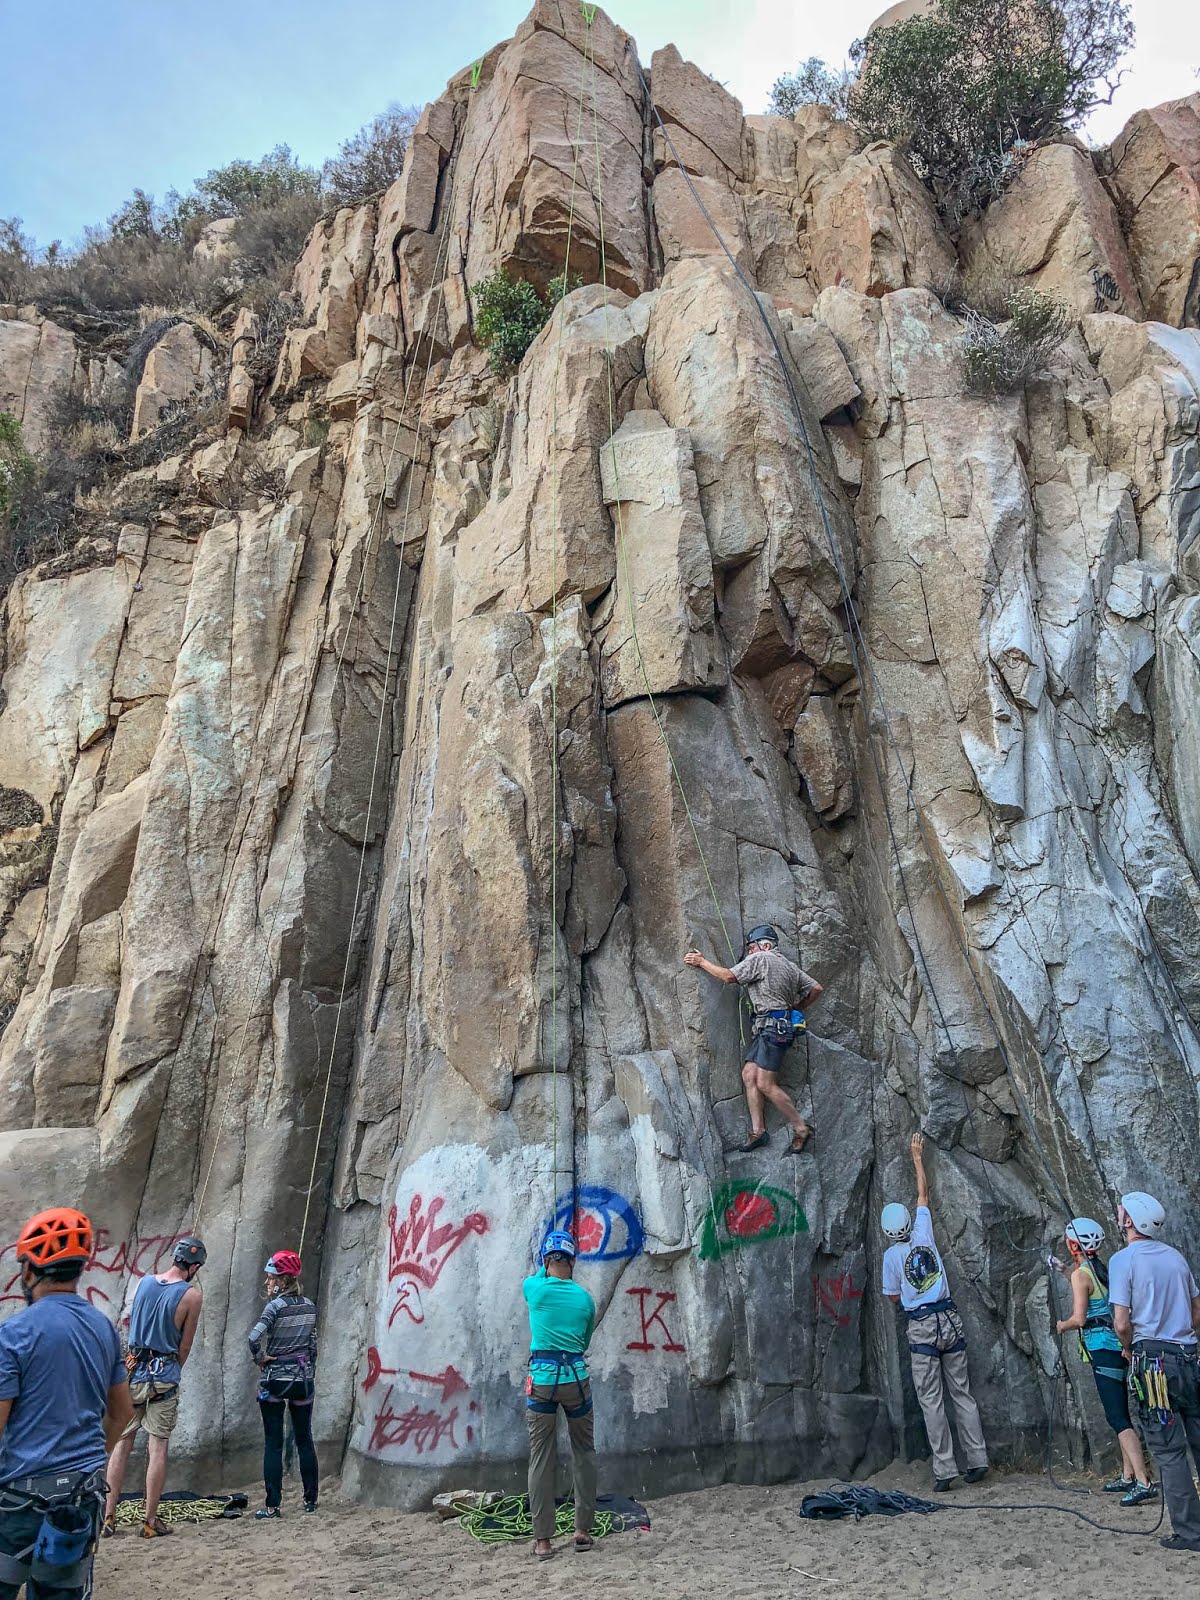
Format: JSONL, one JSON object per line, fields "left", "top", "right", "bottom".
{"left": 1109, "top": 1192, "right": 1200, "bottom": 1553}
{"left": 881, "top": 1133, "right": 989, "bottom": 1492}
{"left": 522, "top": 1230, "right": 597, "bottom": 1560}
{"left": 684, "top": 924, "right": 822, "bottom": 1154}
{"left": 102, "top": 1236, "right": 205, "bottom": 1539}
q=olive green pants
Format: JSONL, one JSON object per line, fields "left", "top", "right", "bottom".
{"left": 526, "top": 1376, "right": 596, "bottom": 1540}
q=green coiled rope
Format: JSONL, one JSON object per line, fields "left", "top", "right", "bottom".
{"left": 457, "top": 1495, "right": 617, "bottom": 1545}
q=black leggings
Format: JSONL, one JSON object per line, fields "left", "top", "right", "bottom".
{"left": 259, "top": 1399, "right": 318, "bottom": 1508}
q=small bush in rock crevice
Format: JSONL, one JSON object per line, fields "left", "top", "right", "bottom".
{"left": 961, "top": 289, "right": 1073, "bottom": 395}
{"left": 469, "top": 270, "right": 585, "bottom": 374}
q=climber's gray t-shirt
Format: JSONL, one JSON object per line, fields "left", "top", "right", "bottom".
{"left": 729, "top": 950, "right": 815, "bottom": 1022}
{"left": 1108, "top": 1240, "right": 1199, "bottom": 1345}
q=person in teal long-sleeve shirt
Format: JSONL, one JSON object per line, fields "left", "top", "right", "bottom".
{"left": 522, "top": 1230, "right": 597, "bottom": 1559}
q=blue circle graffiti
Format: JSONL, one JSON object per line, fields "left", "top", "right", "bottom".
{"left": 544, "top": 1185, "right": 644, "bottom": 1263}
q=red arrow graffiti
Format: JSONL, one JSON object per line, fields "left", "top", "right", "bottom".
{"left": 408, "top": 1365, "right": 469, "bottom": 1404}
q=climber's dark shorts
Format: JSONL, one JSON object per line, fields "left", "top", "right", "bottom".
{"left": 1090, "top": 1350, "right": 1133, "bottom": 1434}
{"left": 745, "top": 1024, "right": 792, "bottom": 1074}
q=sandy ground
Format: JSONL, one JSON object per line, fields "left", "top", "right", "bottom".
{"left": 100, "top": 1461, "right": 1190, "bottom": 1600}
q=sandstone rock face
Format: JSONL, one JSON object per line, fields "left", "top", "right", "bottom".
{"left": 130, "top": 321, "right": 215, "bottom": 440}
{"left": 0, "top": 312, "right": 122, "bottom": 454}
{"left": 964, "top": 142, "right": 1143, "bottom": 320}
{"left": 1107, "top": 93, "right": 1200, "bottom": 327}
{"left": 2, "top": 3, "right": 1200, "bottom": 1511}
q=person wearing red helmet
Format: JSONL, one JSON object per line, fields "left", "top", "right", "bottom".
{"left": 249, "top": 1252, "right": 318, "bottom": 1518}
{"left": 0, "top": 1207, "right": 132, "bottom": 1600}
{"left": 102, "top": 1234, "right": 205, "bottom": 1539}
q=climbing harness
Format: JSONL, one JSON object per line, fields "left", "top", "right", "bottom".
{"left": 525, "top": 1351, "right": 593, "bottom": 1418}
{"left": 0, "top": 1468, "right": 105, "bottom": 1596}
{"left": 1129, "top": 1345, "right": 1178, "bottom": 1426}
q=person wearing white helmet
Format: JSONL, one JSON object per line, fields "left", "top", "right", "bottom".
{"left": 1053, "top": 1218, "right": 1156, "bottom": 1503}
{"left": 1109, "top": 1191, "right": 1200, "bottom": 1553}
{"left": 880, "top": 1133, "right": 988, "bottom": 1491}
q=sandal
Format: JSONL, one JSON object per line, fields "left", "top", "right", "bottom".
{"left": 738, "top": 1131, "right": 769, "bottom": 1153}
{"left": 530, "top": 1541, "right": 555, "bottom": 1561}
{"left": 140, "top": 1519, "right": 173, "bottom": 1538}
{"left": 786, "top": 1123, "right": 814, "bottom": 1155}
{"left": 574, "top": 1535, "right": 594, "bottom": 1552}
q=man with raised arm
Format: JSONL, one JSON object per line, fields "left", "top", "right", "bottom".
{"left": 880, "top": 1133, "right": 989, "bottom": 1491}
{"left": 685, "top": 924, "right": 822, "bottom": 1154}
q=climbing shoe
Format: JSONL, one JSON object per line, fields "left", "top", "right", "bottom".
{"left": 1121, "top": 1480, "right": 1159, "bottom": 1506}
{"left": 1104, "top": 1474, "right": 1134, "bottom": 1494}
{"left": 933, "top": 1478, "right": 956, "bottom": 1493}
{"left": 963, "top": 1467, "right": 989, "bottom": 1484}
{"left": 100, "top": 1518, "right": 116, "bottom": 1540}
{"left": 254, "top": 1507, "right": 282, "bottom": 1520}
{"left": 1160, "top": 1534, "right": 1200, "bottom": 1552}
{"left": 738, "top": 1131, "right": 769, "bottom": 1153}
{"left": 140, "top": 1520, "right": 173, "bottom": 1538}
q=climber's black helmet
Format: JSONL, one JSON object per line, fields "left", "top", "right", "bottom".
{"left": 743, "top": 925, "right": 779, "bottom": 953}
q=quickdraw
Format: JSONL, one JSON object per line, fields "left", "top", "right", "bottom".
{"left": 1129, "top": 1349, "right": 1172, "bottom": 1426}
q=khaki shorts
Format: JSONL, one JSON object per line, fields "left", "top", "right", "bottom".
{"left": 123, "top": 1379, "right": 180, "bottom": 1440}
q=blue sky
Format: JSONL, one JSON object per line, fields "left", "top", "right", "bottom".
{"left": 3, "top": 0, "right": 1196, "bottom": 248}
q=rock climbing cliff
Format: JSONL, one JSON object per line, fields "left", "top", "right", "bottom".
{"left": 1, "top": 1, "right": 1199, "bottom": 1503}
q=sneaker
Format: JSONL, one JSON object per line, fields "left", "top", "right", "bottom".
{"left": 933, "top": 1478, "right": 956, "bottom": 1493}
{"left": 1160, "top": 1534, "right": 1200, "bottom": 1552}
{"left": 1104, "top": 1474, "right": 1134, "bottom": 1494}
{"left": 963, "top": 1466, "right": 989, "bottom": 1484}
{"left": 303, "top": 1502, "right": 318, "bottom": 1514}
{"left": 1121, "top": 1481, "right": 1159, "bottom": 1506}
{"left": 254, "top": 1507, "right": 282, "bottom": 1520}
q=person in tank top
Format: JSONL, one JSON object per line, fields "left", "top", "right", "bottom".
{"left": 102, "top": 1237, "right": 205, "bottom": 1539}
{"left": 1053, "top": 1217, "right": 1156, "bottom": 1504}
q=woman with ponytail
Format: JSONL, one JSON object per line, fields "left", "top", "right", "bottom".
{"left": 1055, "top": 1217, "right": 1157, "bottom": 1505}
{"left": 248, "top": 1251, "right": 318, "bottom": 1518}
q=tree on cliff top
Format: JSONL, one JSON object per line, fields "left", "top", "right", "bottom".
{"left": 849, "top": 0, "right": 1135, "bottom": 223}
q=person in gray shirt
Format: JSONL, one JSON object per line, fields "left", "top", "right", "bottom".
{"left": 1109, "top": 1191, "right": 1200, "bottom": 1553}
{"left": 685, "top": 923, "right": 823, "bottom": 1154}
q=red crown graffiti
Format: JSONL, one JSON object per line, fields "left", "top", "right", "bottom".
{"left": 387, "top": 1194, "right": 488, "bottom": 1290}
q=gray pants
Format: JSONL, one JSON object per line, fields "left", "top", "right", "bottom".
{"left": 1137, "top": 1346, "right": 1200, "bottom": 1547}
{"left": 526, "top": 1375, "right": 597, "bottom": 1540}
{"left": 906, "top": 1307, "right": 988, "bottom": 1482}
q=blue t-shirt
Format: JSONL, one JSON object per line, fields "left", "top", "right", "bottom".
{"left": 523, "top": 1274, "right": 595, "bottom": 1382}
{"left": 0, "top": 1295, "right": 126, "bottom": 1481}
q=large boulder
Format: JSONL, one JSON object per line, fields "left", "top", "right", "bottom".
{"left": 1106, "top": 93, "right": 1200, "bottom": 327}
{"left": 130, "top": 321, "right": 215, "bottom": 440}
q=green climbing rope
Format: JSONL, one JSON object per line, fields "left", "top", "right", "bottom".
{"left": 457, "top": 1495, "right": 617, "bottom": 1544}
{"left": 114, "top": 1496, "right": 232, "bottom": 1528}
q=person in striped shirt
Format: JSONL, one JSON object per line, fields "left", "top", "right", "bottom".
{"left": 248, "top": 1251, "right": 318, "bottom": 1518}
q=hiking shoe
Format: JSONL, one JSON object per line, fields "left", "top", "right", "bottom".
{"left": 1121, "top": 1481, "right": 1159, "bottom": 1506}
{"left": 255, "top": 1507, "right": 282, "bottom": 1520}
{"left": 933, "top": 1478, "right": 956, "bottom": 1492}
{"left": 963, "top": 1466, "right": 989, "bottom": 1484}
{"left": 1104, "top": 1474, "right": 1134, "bottom": 1494}
{"left": 1160, "top": 1534, "right": 1200, "bottom": 1552}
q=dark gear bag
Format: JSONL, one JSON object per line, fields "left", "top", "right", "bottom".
{"left": 0, "top": 1465, "right": 105, "bottom": 1591}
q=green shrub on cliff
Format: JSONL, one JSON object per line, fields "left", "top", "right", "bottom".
{"left": 849, "top": 0, "right": 1135, "bottom": 224}
{"left": 961, "top": 287, "right": 1073, "bottom": 395}
{"left": 470, "top": 270, "right": 584, "bottom": 374}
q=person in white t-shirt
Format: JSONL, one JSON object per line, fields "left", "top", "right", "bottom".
{"left": 880, "top": 1133, "right": 989, "bottom": 1491}
{"left": 1108, "top": 1190, "right": 1200, "bottom": 1554}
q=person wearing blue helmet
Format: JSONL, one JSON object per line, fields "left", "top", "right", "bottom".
{"left": 522, "top": 1230, "right": 596, "bottom": 1560}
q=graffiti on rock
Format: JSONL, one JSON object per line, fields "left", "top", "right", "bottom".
{"left": 625, "top": 1286, "right": 685, "bottom": 1353}
{"left": 386, "top": 1193, "right": 489, "bottom": 1326}
{"left": 1, "top": 1230, "right": 188, "bottom": 1311}
{"left": 546, "top": 1185, "right": 644, "bottom": 1263}
{"left": 813, "top": 1271, "right": 863, "bottom": 1328}
{"left": 367, "top": 1386, "right": 478, "bottom": 1456}
{"left": 697, "top": 1182, "right": 807, "bottom": 1260}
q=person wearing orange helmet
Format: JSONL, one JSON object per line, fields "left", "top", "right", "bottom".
{"left": 248, "top": 1252, "right": 318, "bottom": 1518}
{"left": 102, "top": 1235, "right": 205, "bottom": 1539}
{"left": 0, "top": 1207, "right": 132, "bottom": 1600}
